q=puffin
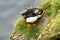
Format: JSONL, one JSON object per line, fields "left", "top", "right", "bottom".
{"left": 21, "top": 8, "right": 43, "bottom": 27}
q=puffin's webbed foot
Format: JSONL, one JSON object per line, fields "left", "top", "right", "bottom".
{"left": 27, "top": 23, "right": 37, "bottom": 28}
{"left": 32, "top": 23, "right": 37, "bottom": 27}
{"left": 27, "top": 23, "right": 31, "bottom": 28}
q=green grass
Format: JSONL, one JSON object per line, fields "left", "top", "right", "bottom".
{"left": 13, "top": 17, "right": 41, "bottom": 38}
{"left": 10, "top": 0, "right": 60, "bottom": 40}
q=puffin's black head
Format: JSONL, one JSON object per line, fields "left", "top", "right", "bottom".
{"left": 21, "top": 8, "right": 43, "bottom": 19}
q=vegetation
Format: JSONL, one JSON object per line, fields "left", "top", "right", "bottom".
{"left": 10, "top": 0, "right": 60, "bottom": 40}
{"left": 13, "top": 17, "right": 40, "bottom": 38}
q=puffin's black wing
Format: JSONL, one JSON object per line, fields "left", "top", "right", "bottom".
{"left": 21, "top": 9, "right": 32, "bottom": 16}
{"left": 21, "top": 8, "right": 38, "bottom": 16}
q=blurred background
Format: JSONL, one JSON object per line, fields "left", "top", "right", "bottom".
{"left": 0, "top": 0, "right": 39, "bottom": 40}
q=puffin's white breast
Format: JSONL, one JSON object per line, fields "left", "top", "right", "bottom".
{"left": 26, "top": 16, "right": 38, "bottom": 23}
{"left": 26, "top": 15, "right": 41, "bottom": 23}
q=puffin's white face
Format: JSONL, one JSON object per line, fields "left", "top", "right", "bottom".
{"left": 34, "top": 9, "right": 41, "bottom": 14}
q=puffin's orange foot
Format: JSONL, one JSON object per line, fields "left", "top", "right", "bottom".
{"left": 32, "top": 23, "right": 37, "bottom": 27}
{"left": 27, "top": 23, "right": 31, "bottom": 28}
